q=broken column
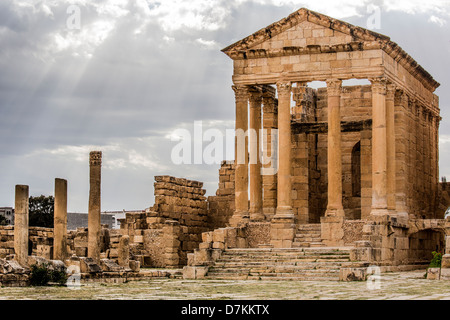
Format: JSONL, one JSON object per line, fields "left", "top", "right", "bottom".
{"left": 88, "top": 151, "right": 102, "bottom": 262}
{"left": 118, "top": 235, "right": 130, "bottom": 268}
{"left": 14, "top": 185, "right": 29, "bottom": 266}
{"left": 54, "top": 178, "right": 68, "bottom": 261}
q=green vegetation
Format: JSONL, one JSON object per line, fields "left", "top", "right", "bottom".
{"left": 29, "top": 195, "right": 54, "bottom": 228}
{"left": 29, "top": 264, "right": 67, "bottom": 286}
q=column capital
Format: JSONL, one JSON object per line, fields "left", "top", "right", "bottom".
{"left": 89, "top": 151, "right": 102, "bottom": 167}
{"left": 326, "top": 79, "right": 342, "bottom": 97}
{"left": 386, "top": 83, "right": 396, "bottom": 101}
{"left": 248, "top": 87, "right": 263, "bottom": 105}
{"left": 276, "top": 81, "right": 292, "bottom": 97}
{"left": 369, "top": 77, "right": 387, "bottom": 95}
{"left": 232, "top": 85, "right": 249, "bottom": 103}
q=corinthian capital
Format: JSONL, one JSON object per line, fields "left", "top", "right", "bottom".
{"left": 248, "top": 86, "right": 263, "bottom": 106}
{"left": 276, "top": 81, "right": 292, "bottom": 98}
{"left": 369, "top": 77, "right": 387, "bottom": 95}
{"left": 386, "top": 82, "right": 396, "bottom": 101}
{"left": 326, "top": 79, "right": 342, "bottom": 97}
{"left": 232, "top": 85, "right": 249, "bottom": 103}
{"left": 90, "top": 151, "right": 102, "bottom": 167}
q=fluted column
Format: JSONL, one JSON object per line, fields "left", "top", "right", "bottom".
{"left": 370, "top": 77, "right": 389, "bottom": 216}
{"left": 275, "top": 81, "right": 293, "bottom": 218}
{"left": 88, "top": 151, "right": 102, "bottom": 261}
{"left": 249, "top": 87, "right": 264, "bottom": 221}
{"left": 325, "top": 79, "right": 344, "bottom": 217}
{"left": 230, "top": 85, "right": 250, "bottom": 227}
{"left": 386, "top": 83, "right": 396, "bottom": 213}
{"left": 54, "top": 178, "right": 68, "bottom": 261}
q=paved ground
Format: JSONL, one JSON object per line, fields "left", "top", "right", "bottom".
{"left": 0, "top": 270, "right": 449, "bottom": 300}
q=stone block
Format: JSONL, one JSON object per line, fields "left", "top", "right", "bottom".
{"left": 440, "top": 268, "right": 450, "bottom": 280}
{"left": 129, "top": 260, "right": 140, "bottom": 272}
{"left": 350, "top": 247, "right": 373, "bottom": 262}
{"left": 340, "top": 268, "right": 367, "bottom": 281}
{"left": 100, "top": 259, "right": 123, "bottom": 272}
{"left": 80, "top": 257, "right": 102, "bottom": 273}
{"left": 182, "top": 266, "right": 209, "bottom": 280}
{"left": 441, "top": 254, "right": 450, "bottom": 269}
{"left": 427, "top": 268, "right": 441, "bottom": 280}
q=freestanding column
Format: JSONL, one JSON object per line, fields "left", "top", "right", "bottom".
{"left": 270, "top": 81, "right": 295, "bottom": 248}
{"left": 88, "top": 151, "right": 102, "bottom": 261}
{"left": 54, "top": 178, "right": 68, "bottom": 261}
{"left": 386, "top": 83, "right": 396, "bottom": 213}
{"left": 230, "top": 85, "right": 249, "bottom": 227}
{"left": 249, "top": 88, "right": 264, "bottom": 221}
{"left": 325, "top": 79, "right": 344, "bottom": 217}
{"left": 14, "top": 185, "right": 29, "bottom": 266}
{"left": 370, "top": 77, "right": 389, "bottom": 216}
{"left": 275, "top": 81, "right": 293, "bottom": 217}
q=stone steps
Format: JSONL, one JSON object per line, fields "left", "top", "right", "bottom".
{"left": 293, "top": 224, "right": 325, "bottom": 248}
{"left": 205, "top": 247, "right": 355, "bottom": 281}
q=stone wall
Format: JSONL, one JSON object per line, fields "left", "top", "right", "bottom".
{"left": 121, "top": 176, "right": 210, "bottom": 267}
{"left": 343, "top": 220, "right": 365, "bottom": 246}
{"left": 438, "top": 182, "right": 450, "bottom": 217}
{"left": 207, "top": 161, "right": 235, "bottom": 229}
{"left": 0, "top": 226, "right": 54, "bottom": 259}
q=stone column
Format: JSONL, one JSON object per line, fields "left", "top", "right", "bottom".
{"left": 54, "top": 178, "right": 68, "bottom": 261}
{"left": 325, "top": 79, "right": 344, "bottom": 217}
{"left": 88, "top": 151, "right": 102, "bottom": 261}
{"left": 275, "top": 81, "right": 293, "bottom": 218}
{"left": 386, "top": 83, "right": 397, "bottom": 214}
{"left": 118, "top": 235, "right": 130, "bottom": 268}
{"left": 230, "top": 85, "right": 249, "bottom": 227}
{"left": 262, "top": 87, "right": 278, "bottom": 220}
{"left": 270, "top": 81, "right": 295, "bottom": 248}
{"left": 369, "top": 77, "right": 389, "bottom": 217}
{"left": 394, "top": 90, "right": 409, "bottom": 217}
{"left": 249, "top": 87, "right": 264, "bottom": 221}
{"left": 14, "top": 185, "right": 29, "bottom": 266}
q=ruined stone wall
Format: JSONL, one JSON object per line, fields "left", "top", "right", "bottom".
{"left": 207, "top": 161, "right": 235, "bottom": 229}
{"left": 0, "top": 226, "right": 54, "bottom": 259}
{"left": 438, "top": 182, "right": 450, "bottom": 218}
{"left": 120, "top": 176, "right": 209, "bottom": 267}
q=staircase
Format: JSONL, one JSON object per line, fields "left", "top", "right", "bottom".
{"left": 205, "top": 247, "right": 365, "bottom": 281}
{"left": 293, "top": 224, "right": 325, "bottom": 248}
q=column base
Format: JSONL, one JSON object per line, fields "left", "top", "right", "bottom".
{"left": 370, "top": 208, "right": 390, "bottom": 217}
{"left": 320, "top": 216, "right": 345, "bottom": 247}
{"left": 325, "top": 207, "right": 345, "bottom": 218}
{"left": 249, "top": 210, "right": 266, "bottom": 222}
{"left": 270, "top": 210, "right": 295, "bottom": 248}
{"left": 274, "top": 206, "right": 295, "bottom": 219}
{"left": 229, "top": 211, "right": 250, "bottom": 228}
{"left": 442, "top": 254, "right": 450, "bottom": 269}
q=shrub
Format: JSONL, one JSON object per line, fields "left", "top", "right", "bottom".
{"left": 29, "top": 263, "right": 68, "bottom": 286}
{"left": 429, "top": 251, "right": 442, "bottom": 269}
{"left": 30, "top": 264, "right": 51, "bottom": 286}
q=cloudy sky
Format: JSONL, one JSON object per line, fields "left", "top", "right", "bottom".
{"left": 0, "top": 0, "right": 449, "bottom": 213}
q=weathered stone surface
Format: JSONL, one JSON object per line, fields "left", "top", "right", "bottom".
{"left": 427, "top": 268, "right": 441, "bottom": 280}
{"left": 100, "top": 259, "right": 122, "bottom": 272}
{"left": 340, "top": 268, "right": 367, "bottom": 281}
{"left": 80, "top": 257, "right": 102, "bottom": 273}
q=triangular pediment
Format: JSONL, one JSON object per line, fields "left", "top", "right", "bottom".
{"left": 222, "top": 8, "right": 390, "bottom": 56}
{"left": 222, "top": 7, "right": 439, "bottom": 92}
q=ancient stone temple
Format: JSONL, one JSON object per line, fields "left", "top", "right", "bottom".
{"left": 222, "top": 7, "right": 443, "bottom": 245}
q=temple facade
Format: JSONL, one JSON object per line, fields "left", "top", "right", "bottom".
{"left": 222, "top": 8, "right": 443, "bottom": 249}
